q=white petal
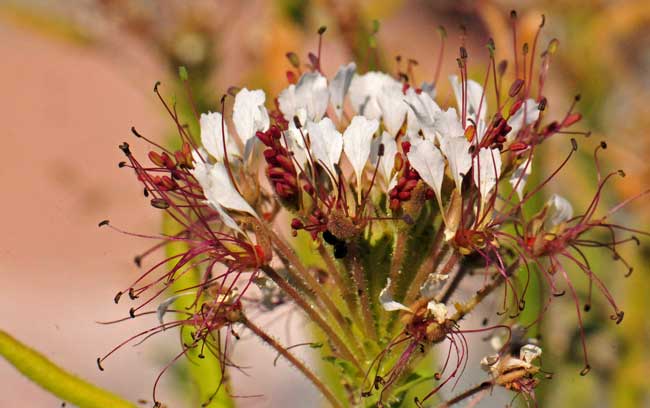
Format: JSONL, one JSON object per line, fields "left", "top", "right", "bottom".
{"left": 348, "top": 71, "right": 400, "bottom": 120}
{"left": 405, "top": 87, "right": 441, "bottom": 141}
{"left": 233, "top": 88, "right": 270, "bottom": 147}
{"left": 296, "top": 72, "right": 329, "bottom": 121}
{"left": 426, "top": 301, "right": 448, "bottom": 324}
{"left": 419, "top": 273, "right": 449, "bottom": 298}
{"left": 509, "top": 157, "right": 532, "bottom": 200}
{"left": 207, "top": 162, "right": 257, "bottom": 217}
{"left": 329, "top": 62, "right": 356, "bottom": 120}
{"left": 278, "top": 84, "right": 298, "bottom": 122}
{"left": 433, "top": 108, "right": 464, "bottom": 141}
{"left": 379, "top": 278, "right": 411, "bottom": 312}
{"left": 343, "top": 116, "right": 379, "bottom": 183}
{"left": 480, "top": 354, "right": 500, "bottom": 372}
{"left": 377, "top": 82, "right": 408, "bottom": 136}
{"left": 449, "top": 75, "right": 487, "bottom": 122}
{"left": 200, "top": 112, "right": 240, "bottom": 161}
{"left": 547, "top": 194, "right": 573, "bottom": 227}
{"left": 419, "top": 82, "right": 436, "bottom": 99}
{"left": 190, "top": 156, "right": 244, "bottom": 232}
{"left": 519, "top": 344, "right": 542, "bottom": 363}
{"left": 407, "top": 139, "right": 445, "bottom": 202}
{"left": 285, "top": 121, "right": 309, "bottom": 171}
{"left": 507, "top": 99, "right": 540, "bottom": 141}
{"left": 370, "top": 131, "right": 397, "bottom": 186}
{"left": 307, "top": 118, "right": 343, "bottom": 176}
{"left": 440, "top": 136, "right": 472, "bottom": 190}
{"left": 473, "top": 148, "right": 502, "bottom": 200}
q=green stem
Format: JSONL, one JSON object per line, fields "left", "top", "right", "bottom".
{"left": 0, "top": 330, "right": 136, "bottom": 408}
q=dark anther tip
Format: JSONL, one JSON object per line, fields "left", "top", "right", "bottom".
{"left": 153, "top": 81, "right": 161, "bottom": 93}
{"left": 119, "top": 142, "right": 131, "bottom": 155}
{"left": 98, "top": 220, "right": 110, "bottom": 227}
{"left": 614, "top": 311, "right": 624, "bottom": 324}
{"left": 618, "top": 169, "right": 626, "bottom": 177}
{"left": 129, "top": 307, "right": 136, "bottom": 318}
{"left": 378, "top": 143, "right": 385, "bottom": 156}
{"left": 583, "top": 304, "right": 591, "bottom": 312}
{"left": 575, "top": 94, "right": 582, "bottom": 101}
{"left": 293, "top": 116, "right": 302, "bottom": 129}
{"left": 114, "top": 291, "right": 123, "bottom": 304}
{"left": 571, "top": 138, "right": 578, "bottom": 151}
{"left": 553, "top": 290, "right": 566, "bottom": 297}
{"left": 317, "top": 26, "right": 327, "bottom": 35}
{"left": 96, "top": 357, "right": 104, "bottom": 371}
{"left": 600, "top": 141, "right": 607, "bottom": 149}
{"left": 510, "top": 10, "right": 517, "bottom": 19}
{"left": 118, "top": 161, "right": 127, "bottom": 168}
{"left": 540, "top": 14, "right": 546, "bottom": 27}
{"left": 131, "top": 126, "right": 143, "bottom": 138}
{"left": 134, "top": 256, "right": 142, "bottom": 267}
{"left": 580, "top": 365, "right": 591, "bottom": 376}
{"left": 128, "top": 288, "right": 138, "bottom": 299}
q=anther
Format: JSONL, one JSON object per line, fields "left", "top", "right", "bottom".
{"left": 119, "top": 142, "right": 131, "bottom": 156}
{"left": 540, "top": 14, "right": 546, "bottom": 27}
{"left": 553, "top": 290, "right": 566, "bottom": 297}
{"left": 583, "top": 304, "right": 591, "bottom": 312}
{"left": 134, "top": 255, "right": 142, "bottom": 267}
{"left": 317, "top": 26, "right": 327, "bottom": 35}
{"left": 523, "top": 42, "right": 529, "bottom": 54}
{"left": 460, "top": 46, "right": 468, "bottom": 60}
{"left": 131, "top": 126, "right": 143, "bottom": 138}
{"left": 574, "top": 94, "right": 582, "bottom": 102}
{"left": 571, "top": 138, "right": 578, "bottom": 151}
{"left": 114, "top": 291, "right": 123, "bottom": 304}
{"left": 510, "top": 10, "right": 517, "bottom": 19}
{"left": 538, "top": 98, "right": 547, "bottom": 111}
{"left": 293, "top": 116, "right": 302, "bottom": 129}
{"left": 98, "top": 220, "right": 110, "bottom": 227}
{"left": 612, "top": 311, "right": 624, "bottom": 324}
{"left": 437, "top": 25, "right": 447, "bottom": 39}
{"left": 118, "top": 161, "right": 127, "bottom": 168}
{"left": 96, "top": 357, "right": 104, "bottom": 371}
{"left": 508, "top": 78, "right": 524, "bottom": 97}
{"left": 378, "top": 143, "right": 385, "bottom": 156}
{"left": 153, "top": 81, "right": 161, "bottom": 93}
{"left": 286, "top": 52, "right": 300, "bottom": 69}
{"left": 150, "top": 198, "right": 170, "bottom": 209}
{"left": 128, "top": 288, "right": 138, "bottom": 299}
{"left": 129, "top": 307, "right": 136, "bottom": 318}
{"left": 617, "top": 169, "right": 626, "bottom": 177}
{"left": 600, "top": 141, "right": 607, "bottom": 149}
{"left": 580, "top": 365, "right": 591, "bottom": 376}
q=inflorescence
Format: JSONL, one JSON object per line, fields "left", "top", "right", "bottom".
{"left": 98, "top": 12, "right": 648, "bottom": 408}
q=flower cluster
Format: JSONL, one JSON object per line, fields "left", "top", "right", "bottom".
{"left": 99, "top": 14, "right": 646, "bottom": 408}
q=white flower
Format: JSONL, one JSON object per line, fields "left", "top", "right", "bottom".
{"left": 377, "top": 81, "right": 408, "bottom": 136}
{"left": 519, "top": 344, "right": 542, "bottom": 364}
{"left": 433, "top": 108, "right": 465, "bottom": 142}
{"left": 343, "top": 116, "right": 379, "bottom": 187}
{"left": 233, "top": 88, "right": 270, "bottom": 156}
{"left": 199, "top": 112, "right": 240, "bottom": 161}
{"left": 449, "top": 75, "right": 486, "bottom": 123}
{"left": 426, "top": 301, "right": 448, "bottom": 324}
{"left": 348, "top": 71, "right": 401, "bottom": 120}
{"left": 307, "top": 118, "right": 343, "bottom": 176}
{"left": 473, "top": 147, "right": 502, "bottom": 201}
{"left": 407, "top": 139, "right": 445, "bottom": 208}
{"left": 507, "top": 99, "right": 540, "bottom": 141}
{"left": 278, "top": 72, "right": 329, "bottom": 124}
{"left": 440, "top": 136, "right": 472, "bottom": 191}
{"left": 509, "top": 157, "right": 532, "bottom": 200}
{"left": 370, "top": 131, "right": 397, "bottom": 189}
{"left": 405, "top": 87, "right": 441, "bottom": 141}
{"left": 547, "top": 194, "right": 573, "bottom": 227}
{"left": 329, "top": 62, "right": 356, "bottom": 120}
{"left": 379, "top": 278, "right": 411, "bottom": 312}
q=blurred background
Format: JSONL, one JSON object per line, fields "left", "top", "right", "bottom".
{"left": 1, "top": 0, "right": 649, "bottom": 407}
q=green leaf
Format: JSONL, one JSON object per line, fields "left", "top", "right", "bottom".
{"left": 0, "top": 330, "right": 136, "bottom": 408}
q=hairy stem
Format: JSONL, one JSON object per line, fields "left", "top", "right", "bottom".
{"left": 241, "top": 317, "right": 345, "bottom": 408}
{"left": 348, "top": 242, "right": 379, "bottom": 342}
{"left": 261, "top": 265, "right": 364, "bottom": 372}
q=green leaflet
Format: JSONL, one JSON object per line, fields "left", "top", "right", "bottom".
{"left": 0, "top": 330, "right": 135, "bottom": 408}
